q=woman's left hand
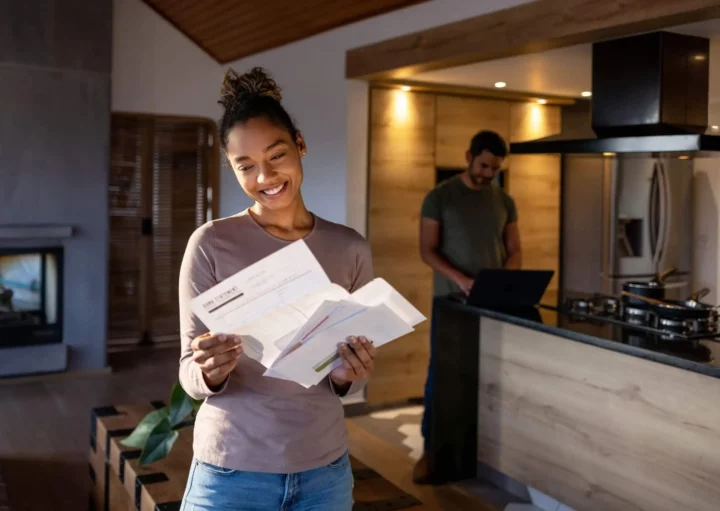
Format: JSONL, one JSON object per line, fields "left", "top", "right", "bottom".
{"left": 330, "top": 336, "right": 377, "bottom": 386}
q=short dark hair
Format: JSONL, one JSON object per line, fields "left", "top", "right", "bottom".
{"left": 218, "top": 67, "right": 299, "bottom": 150}
{"left": 469, "top": 130, "right": 508, "bottom": 159}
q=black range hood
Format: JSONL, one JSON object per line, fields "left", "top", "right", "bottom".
{"left": 511, "top": 31, "right": 720, "bottom": 154}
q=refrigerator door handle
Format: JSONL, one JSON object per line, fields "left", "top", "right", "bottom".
{"left": 648, "top": 161, "right": 661, "bottom": 266}
{"left": 657, "top": 161, "right": 672, "bottom": 267}
{"left": 601, "top": 156, "right": 617, "bottom": 283}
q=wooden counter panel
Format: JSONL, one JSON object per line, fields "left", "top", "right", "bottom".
{"left": 478, "top": 318, "right": 720, "bottom": 511}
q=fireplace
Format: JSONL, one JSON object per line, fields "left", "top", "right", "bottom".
{"left": 0, "top": 247, "right": 63, "bottom": 348}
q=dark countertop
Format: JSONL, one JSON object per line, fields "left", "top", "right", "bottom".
{"left": 436, "top": 296, "right": 720, "bottom": 379}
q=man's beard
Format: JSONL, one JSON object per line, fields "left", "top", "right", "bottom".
{"left": 470, "top": 174, "right": 493, "bottom": 187}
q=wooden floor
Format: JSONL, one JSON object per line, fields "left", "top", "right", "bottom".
{"left": 0, "top": 347, "right": 490, "bottom": 511}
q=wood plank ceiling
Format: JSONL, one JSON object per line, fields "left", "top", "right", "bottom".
{"left": 142, "top": 0, "right": 428, "bottom": 64}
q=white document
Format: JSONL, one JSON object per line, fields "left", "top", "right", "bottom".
{"left": 190, "top": 239, "right": 426, "bottom": 387}
{"left": 268, "top": 300, "right": 415, "bottom": 387}
{"left": 190, "top": 241, "right": 335, "bottom": 367}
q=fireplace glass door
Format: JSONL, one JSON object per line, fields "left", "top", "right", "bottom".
{"left": 0, "top": 247, "right": 63, "bottom": 347}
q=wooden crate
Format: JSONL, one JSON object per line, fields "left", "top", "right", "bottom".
{"left": 89, "top": 401, "right": 188, "bottom": 511}
{"left": 89, "top": 403, "right": 425, "bottom": 511}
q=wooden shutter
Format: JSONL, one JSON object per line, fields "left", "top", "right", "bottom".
{"left": 108, "top": 116, "right": 145, "bottom": 343}
{"left": 108, "top": 114, "right": 218, "bottom": 347}
{"left": 150, "top": 119, "right": 213, "bottom": 340}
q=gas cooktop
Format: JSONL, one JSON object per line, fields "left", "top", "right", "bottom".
{"left": 563, "top": 294, "right": 720, "bottom": 342}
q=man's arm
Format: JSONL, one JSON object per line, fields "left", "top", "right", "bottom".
{"left": 420, "top": 217, "right": 474, "bottom": 295}
{"left": 503, "top": 221, "right": 522, "bottom": 269}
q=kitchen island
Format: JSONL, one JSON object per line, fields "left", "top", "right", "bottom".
{"left": 427, "top": 296, "right": 720, "bottom": 511}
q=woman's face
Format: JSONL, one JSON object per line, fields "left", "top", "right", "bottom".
{"left": 225, "top": 117, "right": 306, "bottom": 211}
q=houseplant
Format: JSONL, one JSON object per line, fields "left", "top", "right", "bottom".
{"left": 121, "top": 382, "right": 202, "bottom": 465}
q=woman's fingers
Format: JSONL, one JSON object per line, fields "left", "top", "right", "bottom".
{"left": 340, "top": 343, "right": 366, "bottom": 378}
{"left": 204, "top": 357, "right": 239, "bottom": 381}
{"left": 358, "top": 336, "right": 378, "bottom": 359}
{"left": 349, "top": 337, "right": 375, "bottom": 371}
{"left": 193, "top": 332, "right": 240, "bottom": 352}
{"left": 199, "top": 347, "right": 243, "bottom": 372}
{"left": 192, "top": 333, "right": 242, "bottom": 363}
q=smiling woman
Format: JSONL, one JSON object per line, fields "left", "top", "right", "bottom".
{"left": 176, "top": 67, "right": 379, "bottom": 511}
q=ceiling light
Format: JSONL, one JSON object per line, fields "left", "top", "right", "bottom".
{"left": 694, "top": 54, "right": 707, "bottom": 61}
{"left": 494, "top": 81, "right": 507, "bottom": 88}
{"left": 581, "top": 91, "right": 592, "bottom": 97}
{"left": 712, "top": 126, "right": 719, "bottom": 131}
{"left": 603, "top": 152, "right": 616, "bottom": 157}
{"left": 537, "top": 99, "right": 548, "bottom": 105}
{"left": 400, "top": 85, "right": 411, "bottom": 92}
{"left": 678, "top": 155, "right": 690, "bottom": 160}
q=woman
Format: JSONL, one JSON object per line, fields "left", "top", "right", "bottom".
{"left": 178, "top": 67, "right": 377, "bottom": 511}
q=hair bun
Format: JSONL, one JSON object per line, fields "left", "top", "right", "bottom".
{"left": 219, "top": 67, "right": 283, "bottom": 108}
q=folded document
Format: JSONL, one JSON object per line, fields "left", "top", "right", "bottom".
{"left": 189, "top": 240, "right": 425, "bottom": 387}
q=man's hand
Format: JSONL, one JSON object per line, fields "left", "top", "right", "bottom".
{"left": 455, "top": 274, "right": 475, "bottom": 295}
{"left": 330, "top": 336, "right": 377, "bottom": 388}
{"left": 190, "top": 332, "right": 243, "bottom": 389}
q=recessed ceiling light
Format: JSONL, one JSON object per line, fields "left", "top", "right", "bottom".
{"left": 537, "top": 99, "right": 548, "bottom": 105}
{"left": 494, "top": 81, "right": 507, "bottom": 88}
{"left": 400, "top": 85, "right": 411, "bottom": 92}
{"left": 603, "top": 152, "right": 616, "bottom": 157}
{"left": 712, "top": 126, "right": 719, "bottom": 131}
{"left": 678, "top": 155, "right": 690, "bottom": 160}
{"left": 694, "top": 54, "right": 707, "bottom": 61}
{"left": 581, "top": 91, "right": 592, "bottom": 97}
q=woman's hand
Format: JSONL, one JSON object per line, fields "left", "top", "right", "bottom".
{"left": 330, "top": 336, "right": 377, "bottom": 388}
{"left": 191, "top": 332, "right": 243, "bottom": 389}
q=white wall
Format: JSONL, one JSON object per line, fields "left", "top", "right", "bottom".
{"left": 112, "top": 0, "right": 533, "bottom": 229}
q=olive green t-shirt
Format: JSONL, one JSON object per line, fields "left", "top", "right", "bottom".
{"left": 421, "top": 175, "right": 517, "bottom": 296}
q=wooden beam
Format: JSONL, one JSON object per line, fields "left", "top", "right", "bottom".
{"left": 346, "top": 0, "right": 720, "bottom": 79}
{"left": 373, "top": 79, "right": 576, "bottom": 105}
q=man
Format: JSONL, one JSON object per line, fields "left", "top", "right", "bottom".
{"left": 413, "top": 130, "right": 521, "bottom": 483}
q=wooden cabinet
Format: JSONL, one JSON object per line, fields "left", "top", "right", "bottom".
{"left": 366, "top": 89, "right": 435, "bottom": 404}
{"left": 435, "top": 96, "right": 510, "bottom": 168}
{"left": 507, "top": 103, "right": 562, "bottom": 304}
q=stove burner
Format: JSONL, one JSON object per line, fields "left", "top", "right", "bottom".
{"left": 565, "top": 295, "right": 620, "bottom": 316}
{"left": 656, "top": 315, "right": 717, "bottom": 334}
{"left": 563, "top": 294, "right": 720, "bottom": 341}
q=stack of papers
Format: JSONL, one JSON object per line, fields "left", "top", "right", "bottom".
{"left": 190, "top": 240, "right": 425, "bottom": 388}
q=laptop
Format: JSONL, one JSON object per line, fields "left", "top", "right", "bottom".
{"left": 465, "top": 269, "right": 554, "bottom": 308}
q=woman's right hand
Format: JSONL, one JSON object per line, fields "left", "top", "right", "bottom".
{"left": 191, "top": 332, "right": 243, "bottom": 388}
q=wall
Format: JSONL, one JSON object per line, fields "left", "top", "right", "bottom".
{"left": 112, "top": 0, "right": 535, "bottom": 228}
{"left": 0, "top": 0, "right": 113, "bottom": 371}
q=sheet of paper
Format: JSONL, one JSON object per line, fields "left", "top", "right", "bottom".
{"left": 351, "top": 278, "right": 426, "bottom": 327}
{"left": 268, "top": 303, "right": 415, "bottom": 386}
{"left": 189, "top": 240, "right": 335, "bottom": 367}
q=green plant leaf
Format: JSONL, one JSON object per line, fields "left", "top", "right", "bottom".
{"left": 139, "top": 416, "right": 179, "bottom": 466}
{"left": 189, "top": 396, "right": 204, "bottom": 413}
{"left": 120, "top": 408, "right": 169, "bottom": 448}
{"left": 168, "top": 382, "right": 194, "bottom": 427}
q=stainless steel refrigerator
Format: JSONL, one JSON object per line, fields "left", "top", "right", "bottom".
{"left": 562, "top": 154, "right": 693, "bottom": 299}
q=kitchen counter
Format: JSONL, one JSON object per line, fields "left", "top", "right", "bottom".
{"left": 427, "top": 296, "right": 720, "bottom": 511}
{"left": 439, "top": 297, "right": 720, "bottom": 379}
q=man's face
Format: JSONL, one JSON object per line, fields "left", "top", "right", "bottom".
{"left": 466, "top": 149, "right": 504, "bottom": 188}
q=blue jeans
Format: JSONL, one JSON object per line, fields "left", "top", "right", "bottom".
{"left": 180, "top": 452, "right": 354, "bottom": 511}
